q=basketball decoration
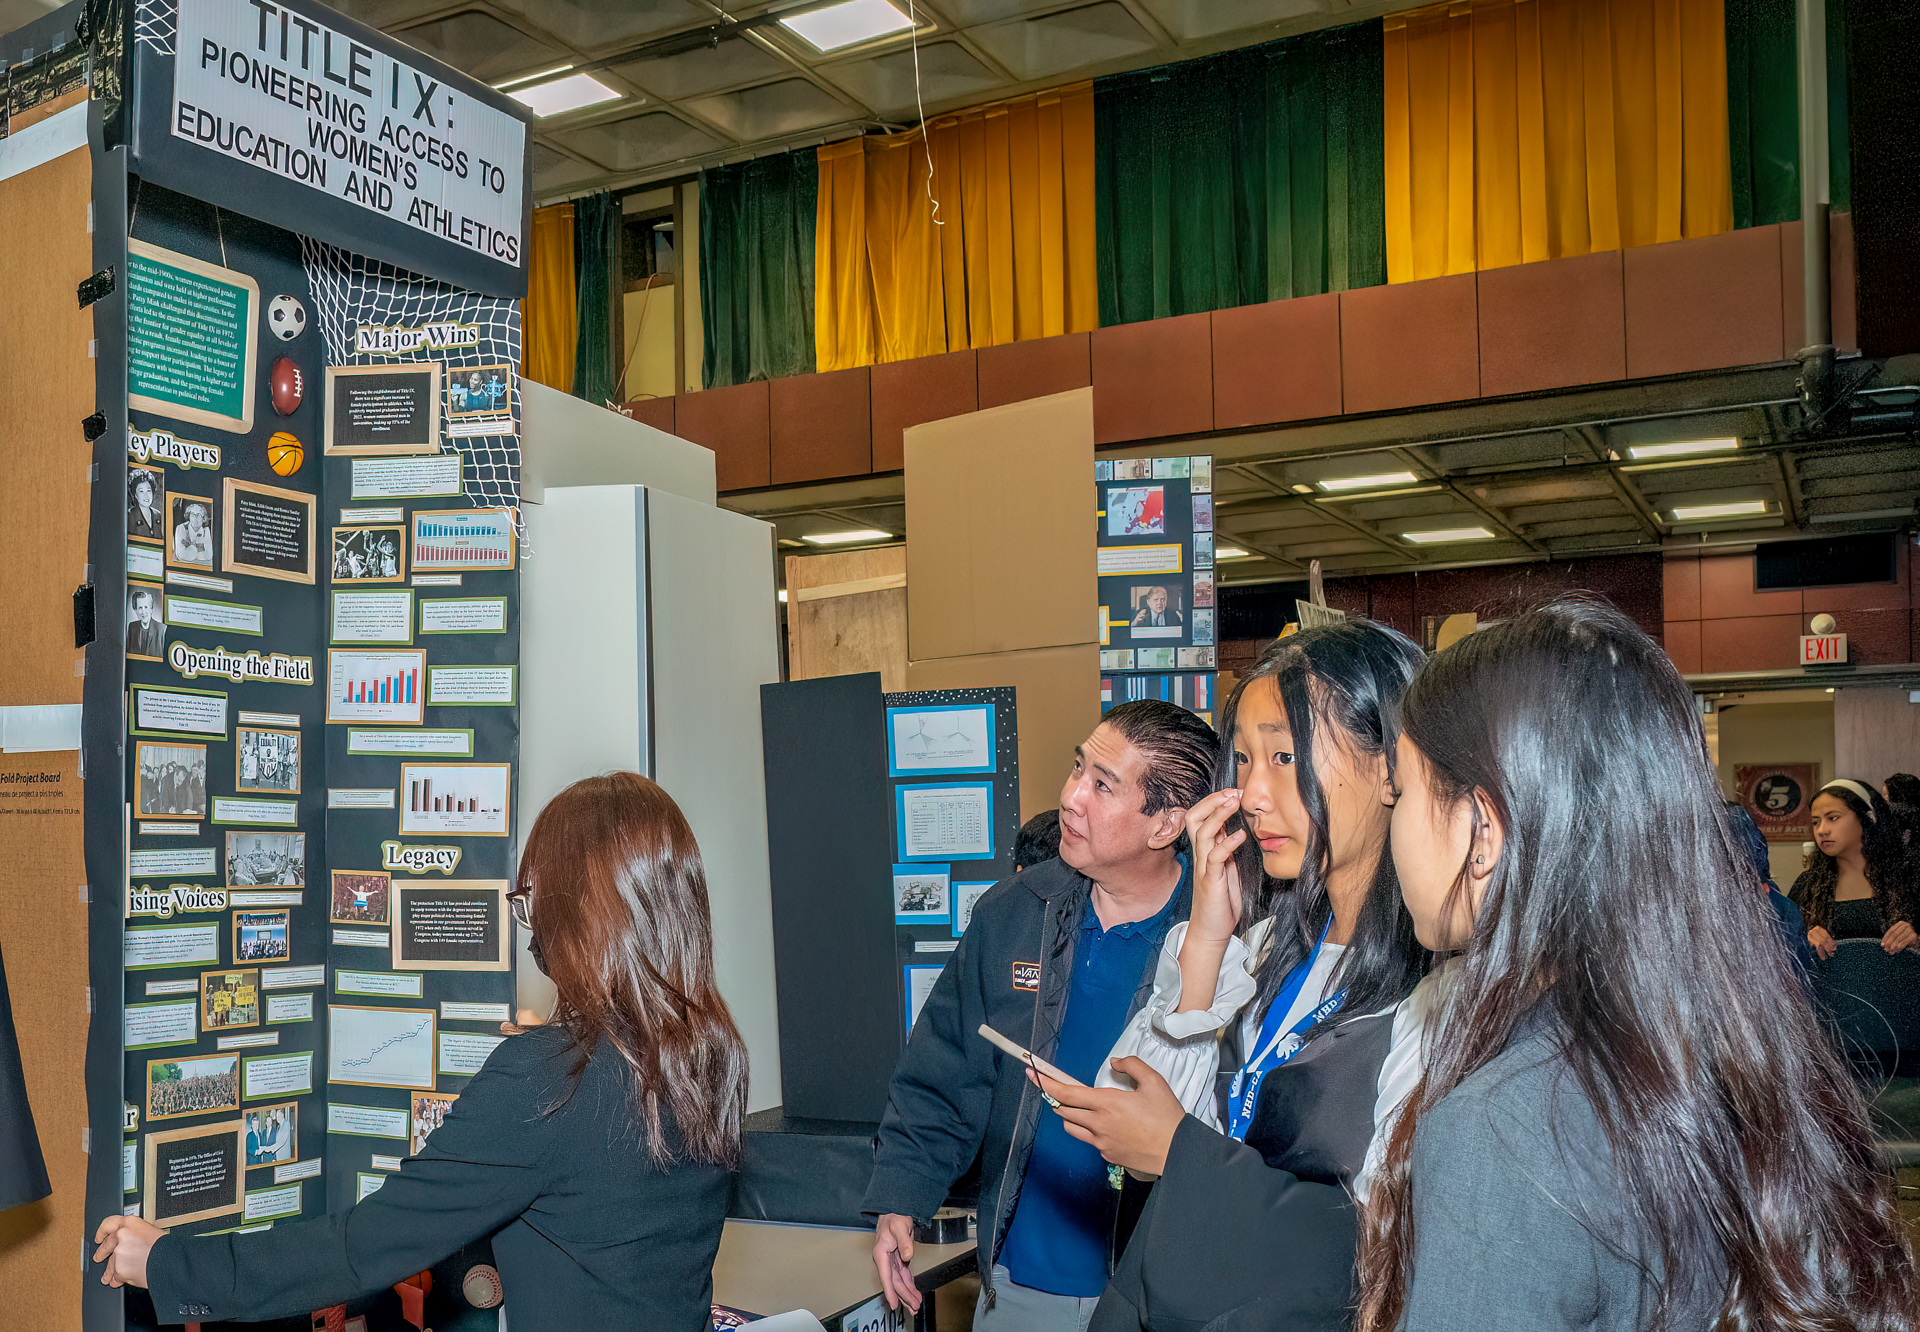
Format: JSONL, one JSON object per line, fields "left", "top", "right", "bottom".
{"left": 267, "top": 431, "right": 305, "bottom": 476}
{"left": 269, "top": 356, "right": 304, "bottom": 416}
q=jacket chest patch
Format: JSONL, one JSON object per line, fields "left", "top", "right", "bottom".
{"left": 1011, "top": 961, "right": 1040, "bottom": 991}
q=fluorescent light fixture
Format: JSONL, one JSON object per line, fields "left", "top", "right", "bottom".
{"left": 1289, "top": 484, "right": 1315, "bottom": 495}
{"left": 1319, "top": 471, "right": 1419, "bottom": 492}
{"left": 494, "top": 64, "right": 573, "bottom": 92}
{"left": 779, "top": 0, "right": 914, "bottom": 51}
{"left": 1401, "top": 526, "right": 1494, "bottom": 544}
{"left": 801, "top": 529, "right": 892, "bottom": 545}
{"left": 1215, "top": 546, "right": 1254, "bottom": 560}
{"left": 1625, "top": 437, "right": 1739, "bottom": 460}
{"left": 778, "top": 589, "right": 788, "bottom": 603}
{"left": 508, "top": 72, "right": 621, "bottom": 118}
{"left": 1669, "top": 500, "right": 1769, "bottom": 522}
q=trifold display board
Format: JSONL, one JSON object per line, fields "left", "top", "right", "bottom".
{"left": 1096, "top": 455, "right": 1218, "bottom": 724}
{"left": 762, "top": 676, "right": 1020, "bottom": 1123}
{"left": 0, "top": 0, "right": 534, "bottom": 1324}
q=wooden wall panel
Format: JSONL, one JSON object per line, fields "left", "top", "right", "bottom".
{"left": 0, "top": 142, "right": 93, "bottom": 1331}
{"left": 785, "top": 548, "right": 908, "bottom": 693}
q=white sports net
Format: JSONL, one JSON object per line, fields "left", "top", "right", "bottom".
{"left": 301, "top": 239, "right": 523, "bottom": 512}
{"left": 134, "top": 0, "right": 174, "bottom": 55}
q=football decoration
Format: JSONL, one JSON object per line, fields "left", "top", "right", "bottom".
{"left": 267, "top": 294, "right": 307, "bottom": 341}
{"left": 267, "top": 431, "right": 305, "bottom": 477}
{"left": 269, "top": 357, "right": 304, "bottom": 416}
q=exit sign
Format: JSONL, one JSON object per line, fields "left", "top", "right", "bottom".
{"left": 1801, "top": 633, "right": 1849, "bottom": 665}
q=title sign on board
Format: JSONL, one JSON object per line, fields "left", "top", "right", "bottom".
{"left": 163, "top": 0, "right": 527, "bottom": 275}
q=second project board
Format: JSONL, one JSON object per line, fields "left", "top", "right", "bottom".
{"left": 1096, "top": 455, "right": 1218, "bottom": 723}
{"left": 885, "top": 688, "right": 1020, "bottom": 1040}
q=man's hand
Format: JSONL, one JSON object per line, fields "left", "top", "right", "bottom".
{"left": 94, "top": 1215, "right": 162, "bottom": 1289}
{"left": 1809, "top": 925, "right": 1838, "bottom": 960}
{"left": 872, "top": 1213, "right": 922, "bottom": 1313}
{"left": 1034, "top": 1056, "right": 1186, "bottom": 1177}
{"left": 1883, "top": 920, "right": 1919, "bottom": 955}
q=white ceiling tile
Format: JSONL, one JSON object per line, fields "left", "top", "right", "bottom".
{"left": 396, "top": 11, "right": 568, "bottom": 85}
{"left": 612, "top": 36, "right": 792, "bottom": 99}
{"left": 682, "top": 78, "right": 860, "bottom": 139}
{"left": 550, "top": 111, "right": 727, "bottom": 171}
{"left": 1136, "top": 0, "right": 1324, "bottom": 40}
{"left": 969, "top": 2, "right": 1157, "bottom": 81}
{"left": 823, "top": 41, "right": 1006, "bottom": 115}
{"left": 515, "top": 0, "right": 710, "bottom": 53}
{"left": 311, "top": 0, "right": 445, "bottom": 31}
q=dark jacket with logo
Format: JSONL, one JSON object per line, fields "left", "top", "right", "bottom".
{"left": 862, "top": 855, "right": 1191, "bottom": 1305}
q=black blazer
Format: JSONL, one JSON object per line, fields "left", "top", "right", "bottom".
{"left": 1089, "top": 1010, "right": 1397, "bottom": 1332}
{"left": 142, "top": 1026, "right": 732, "bottom": 1332}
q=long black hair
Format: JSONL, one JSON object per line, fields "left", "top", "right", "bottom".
{"left": 1219, "top": 618, "right": 1428, "bottom": 1024}
{"left": 1358, "top": 597, "right": 1916, "bottom": 1332}
{"left": 1792, "top": 780, "right": 1915, "bottom": 931}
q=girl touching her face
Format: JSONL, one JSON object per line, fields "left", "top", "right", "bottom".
{"left": 1356, "top": 599, "right": 1916, "bottom": 1332}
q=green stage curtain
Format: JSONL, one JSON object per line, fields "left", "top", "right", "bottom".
{"left": 699, "top": 152, "right": 818, "bottom": 388}
{"left": 572, "top": 191, "right": 617, "bottom": 405}
{"left": 1095, "top": 23, "right": 1385, "bottom": 327}
{"left": 1726, "top": 0, "right": 1850, "bottom": 228}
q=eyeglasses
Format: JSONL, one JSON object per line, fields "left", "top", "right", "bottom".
{"left": 508, "top": 891, "right": 532, "bottom": 930}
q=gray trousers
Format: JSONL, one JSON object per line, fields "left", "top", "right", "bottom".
{"left": 974, "top": 1265, "right": 1099, "bottom": 1332}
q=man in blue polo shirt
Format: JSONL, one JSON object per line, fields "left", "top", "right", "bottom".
{"left": 865, "top": 701, "right": 1218, "bottom": 1329}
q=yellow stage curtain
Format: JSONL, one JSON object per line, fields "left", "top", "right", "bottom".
{"left": 521, "top": 203, "right": 577, "bottom": 390}
{"left": 814, "top": 84, "right": 1097, "bottom": 371}
{"left": 1384, "top": 0, "right": 1734, "bottom": 282}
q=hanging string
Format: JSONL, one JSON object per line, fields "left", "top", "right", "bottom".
{"left": 906, "top": 0, "right": 942, "bottom": 227}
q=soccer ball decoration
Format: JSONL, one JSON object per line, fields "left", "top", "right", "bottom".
{"left": 267, "top": 431, "right": 305, "bottom": 477}
{"left": 269, "top": 357, "right": 304, "bottom": 416}
{"left": 267, "top": 294, "right": 307, "bottom": 341}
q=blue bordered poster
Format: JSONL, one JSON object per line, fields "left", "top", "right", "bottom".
{"left": 885, "top": 703, "right": 996, "bottom": 777}
{"left": 904, "top": 964, "right": 944, "bottom": 1035}
{"left": 895, "top": 782, "right": 995, "bottom": 863}
{"left": 893, "top": 864, "right": 951, "bottom": 923}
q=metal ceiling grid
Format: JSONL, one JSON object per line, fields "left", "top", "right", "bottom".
{"left": 306, "top": 0, "right": 1435, "bottom": 200}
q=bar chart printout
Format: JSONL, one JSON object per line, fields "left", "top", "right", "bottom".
{"left": 327, "top": 650, "right": 429, "bottom": 725}
{"left": 410, "top": 509, "right": 517, "bottom": 572}
{"left": 399, "top": 763, "right": 512, "bottom": 837}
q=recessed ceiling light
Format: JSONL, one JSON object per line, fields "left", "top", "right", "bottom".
{"left": 801, "top": 529, "right": 893, "bottom": 545}
{"left": 1289, "top": 484, "right": 1315, "bottom": 495}
{"left": 1626, "top": 438, "right": 1739, "bottom": 460}
{"left": 1669, "top": 500, "right": 1770, "bottom": 522}
{"left": 1401, "top": 526, "right": 1494, "bottom": 544}
{"left": 1215, "top": 546, "right": 1254, "bottom": 560}
{"left": 507, "top": 72, "right": 621, "bottom": 118}
{"left": 1319, "top": 471, "right": 1419, "bottom": 492}
{"left": 779, "top": 0, "right": 914, "bottom": 52}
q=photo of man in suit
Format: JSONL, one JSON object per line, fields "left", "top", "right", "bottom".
{"left": 1130, "top": 585, "right": 1185, "bottom": 628}
{"left": 127, "top": 585, "right": 166, "bottom": 660}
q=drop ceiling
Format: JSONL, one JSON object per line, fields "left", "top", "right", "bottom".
{"left": 309, "top": 0, "right": 1429, "bottom": 200}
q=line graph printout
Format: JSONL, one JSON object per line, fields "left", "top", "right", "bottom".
{"left": 328, "top": 1005, "right": 437, "bottom": 1090}
{"left": 886, "top": 704, "right": 996, "bottom": 776}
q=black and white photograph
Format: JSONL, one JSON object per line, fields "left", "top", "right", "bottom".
{"left": 331, "top": 525, "right": 406, "bottom": 584}
{"left": 128, "top": 464, "right": 165, "bottom": 544}
{"left": 136, "top": 741, "right": 206, "bottom": 820}
{"left": 168, "top": 493, "right": 216, "bottom": 571}
{"left": 236, "top": 727, "right": 300, "bottom": 794}
{"left": 225, "top": 832, "right": 307, "bottom": 887}
{"left": 127, "top": 582, "right": 167, "bottom": 661}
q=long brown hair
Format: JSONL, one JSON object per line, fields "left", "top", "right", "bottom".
{"left": 518, "top": 771, "right": 748, "bottom": 1169}
{"left": 1358, "top": 600, "right": 1916, "bottom": 1331}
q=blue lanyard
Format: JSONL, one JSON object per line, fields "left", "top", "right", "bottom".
{"left": 1225, "top": 927, "right": 1345, "bottom": 1141}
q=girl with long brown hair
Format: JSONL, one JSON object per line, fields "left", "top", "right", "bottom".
{"left": 95, "top": 772, "right": 749, "bottom": 1332}
{"left": 1361, "top": 600, "right": 1915, "bottom": 1331}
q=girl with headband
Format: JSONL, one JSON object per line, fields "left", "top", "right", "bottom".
{"left": 1791, "top": 778, "right": 1920, "bottom": 958}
